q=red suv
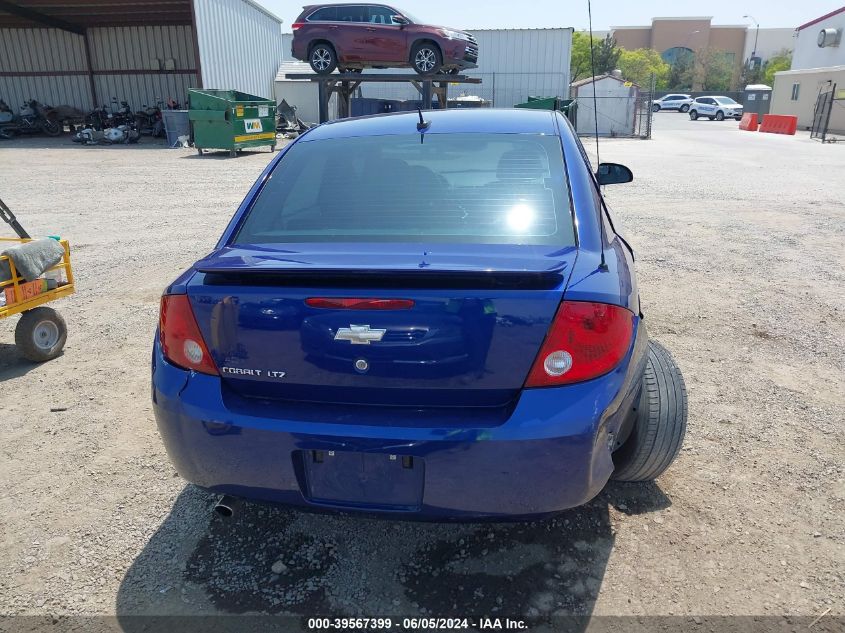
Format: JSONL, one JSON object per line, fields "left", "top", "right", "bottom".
{"left": 291, "top": 4, "right": 478, "bottom": 75}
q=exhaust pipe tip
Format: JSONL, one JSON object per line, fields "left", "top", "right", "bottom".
{"left": 213, "top": 495, "right": 238, "bottom": 518}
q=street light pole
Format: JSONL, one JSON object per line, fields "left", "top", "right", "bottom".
{"left": 744, "top": 14, "right": 760, "bottom": 57}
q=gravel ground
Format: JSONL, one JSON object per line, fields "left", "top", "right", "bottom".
{"left": 0, "top": 116, "right": 843, "bottom": 629}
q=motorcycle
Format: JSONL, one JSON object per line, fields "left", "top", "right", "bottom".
{"left": 0, "top": 99, "right": 61, "bottom": 137}
{"left": 72, "top": 123, "right": 140, "bottom": 145}
{"left": 134, "top": 100, "right": 164, "bottom": 137}
{"left": 83, "top": 104, "right": 111, "bottom": 131}
{"left": 110, "top": 98, "right": 134, "bottom": 126}
{"left": 0, "top": 100, "right": 15, "bottom": 139}
{"left": 84, "top": 98, "right": 133, "bottom": 131}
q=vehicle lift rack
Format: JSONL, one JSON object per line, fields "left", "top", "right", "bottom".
{"left": 285, "top": 73, "right": 482, "bottom": 123}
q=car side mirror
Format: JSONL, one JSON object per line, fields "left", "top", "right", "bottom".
{"left": 596, "top": 162, "right": 633, "bottom": 185}
{"left": 392, "top": 15, "right": 409, "bottom": 25}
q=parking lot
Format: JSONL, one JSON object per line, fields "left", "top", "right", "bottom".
{"left": 1, "top": 114, "right": 843, "bottom": 625}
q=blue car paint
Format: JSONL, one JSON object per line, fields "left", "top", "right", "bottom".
{"left": 152, "top": 322, "right": 646, "bottom": 519}
{"left": 152, "top": 109, "right": 647, "bottom": 519}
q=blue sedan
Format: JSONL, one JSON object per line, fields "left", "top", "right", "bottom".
{"left": 152, "top": 108, "right": 687, "bottom": 520}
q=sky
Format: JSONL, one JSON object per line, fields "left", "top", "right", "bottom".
{"left": 256, "top": 0, "right": 841, "bottom": 31}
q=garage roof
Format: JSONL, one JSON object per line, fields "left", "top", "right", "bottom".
{"left": 0, "top": 0, "right": 193, "bottom": 30}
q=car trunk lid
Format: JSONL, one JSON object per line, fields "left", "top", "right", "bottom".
{"left": 188, "top": 243, "right": 575, "bottom": 408}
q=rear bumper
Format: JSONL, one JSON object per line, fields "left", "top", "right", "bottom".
{"left": 152, "top": 320, "right": 646, "bottom": 520}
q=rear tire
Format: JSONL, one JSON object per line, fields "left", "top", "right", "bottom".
{"left": 689, "top": 110, "right": 698, "bottom": 120}
{"left": 652, "top": 104, "right": 660, "bottom": 112}
{"left": 715, "top": 111, "right": 725, "bottom": 121}
{"left": 309, "top": 43, "right": 337, "bottom": 75}
{"left": 15, "top": 307, "right": 67, "bottom": 362}
{"left": 41, "top": 119, "right": 61, "bottom": 136}
{"left": 680, "top": 104, "right": 690, "bottom": 113}
{"left": 411, "top": 42, "right": 442, "bottom": 75}
{"left": 611, "top": 341, "right": 687, "bottom": 482}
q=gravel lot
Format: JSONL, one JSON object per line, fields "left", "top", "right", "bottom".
{"left": 1, "top": 115, "right": 843, "bottom": 628}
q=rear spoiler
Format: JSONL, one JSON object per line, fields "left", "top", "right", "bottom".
{"left": 196, "top": 267, "right": 566, "bottom": 290}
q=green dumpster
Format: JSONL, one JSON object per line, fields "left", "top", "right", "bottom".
{"left": 514, "top": 96, "right": 561, "bottom": 110}
{"left": 514, "top": 96, "right": 577, "bottom": 125}
{"left": 188, "top": 89, "right": 277, "bottom": 157}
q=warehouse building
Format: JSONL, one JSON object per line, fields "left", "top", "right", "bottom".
{"left": 277, "top": 27, "right": 572, "bottom": 112}
{"left": 0, "top": 0, "right": 284, "bottom": 112}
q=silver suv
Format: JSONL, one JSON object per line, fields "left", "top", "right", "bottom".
{"left": 652, "top": 94, "right": 693, "bottom": 113}
{"left": 688, "top": 96, "right": 744, "bottom": 121}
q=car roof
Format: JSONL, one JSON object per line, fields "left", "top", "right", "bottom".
{"left": 304, "top": 2, "right": 392, "bottom": 7}
{"left": 302, "top": 108, "right": 561, "bottom": 141}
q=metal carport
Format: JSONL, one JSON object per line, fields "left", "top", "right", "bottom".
{"left": 0, "top": 0, "right": 283, "bottom": 111}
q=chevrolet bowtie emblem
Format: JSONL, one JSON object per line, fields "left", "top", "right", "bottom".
{"left": 334, "top": 324, "right": 387, "bottom": 345}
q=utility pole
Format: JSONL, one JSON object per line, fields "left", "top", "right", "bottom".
{"left": 744, "top": 14, "right": 760, "bottom": 58}
{"left": 743, "top": 14, "right": 761, "bottom": 83}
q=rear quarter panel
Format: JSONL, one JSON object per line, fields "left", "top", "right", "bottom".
{"left": 557, "top": 112, "right": 639, "bottom": 313}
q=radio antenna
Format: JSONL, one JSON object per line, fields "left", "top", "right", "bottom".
{"left": 587, "top": 0, "right": 609, "bottom": 271}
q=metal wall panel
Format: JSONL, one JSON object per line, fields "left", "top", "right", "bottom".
{"left": 87, "top": 26, "right": 195, "bottom": 71}
{"left": 466, "top": 28, "right": 572, "bottom": 107}
{"left": 87, "top": 26, "right": 198, "bottom": 107}
{"left": 93, "top": 73, "right": 198, "bottom": 110}
{"left": 193, "top": 0, "right": 284, "bottom": 99}
{"left": 0, "top": 25, "right": 199, "bottom": 110}
{"left": 279, "top": 28, "right": 572, "bottom": 108}
{"left": 0, "top": 74, "right": 90, "bottom": 110}
{"left": 0, "top": 28, "right": 90, "bottom": 109}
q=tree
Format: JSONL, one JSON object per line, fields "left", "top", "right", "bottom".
{"left": 570, "top": 32, "right": 595, "bottom": 82}
{"left": 762, "top": 49, "right": 792, "bottom": 86}
{"left": 617, "top": 48, "right": 670, "bottom": 89}
{"left": 594, "top": 35, "right": 622, "bottom": 76}
{"left": 696, "top": 48, "right": 735, "bottom": 91}
{"left": 570, "top": 32, "right": 621, "bottom": 82}
{"left": 742, "top": 57, "right": 764, "bottom": 86}
{"left": 668, "top": 53, "right": 694, "bottom": 91}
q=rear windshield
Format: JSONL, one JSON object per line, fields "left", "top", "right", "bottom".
{"left": 233, "top": 133, "right": 574, "bottom": 246}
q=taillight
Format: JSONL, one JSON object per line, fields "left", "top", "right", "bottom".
{"left": 525, "top": 301, "right": 634, "bottom": 387}
{"left": 159, "top": 295, "right": 219, "bottom": 375}
{"left": 292, "top": 22, "right": 305, "bottom": 30}
{"left": 305, "top": 297, "right": 414, "bottom": 310}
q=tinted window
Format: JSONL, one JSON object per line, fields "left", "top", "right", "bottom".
{"left": 336, "top": 5, "right": 366, "bottom": 22}
{"left": 715, "top": 97, "right": 737, "bottom": 105}
{"left": 307, "top": 6, "right": 337, "bottom": 21}
{"left": 235, "top": 133, "right": 574, "bottom": 246}
{"left": 368, "top": 6, "right": 400, "bottom": 24}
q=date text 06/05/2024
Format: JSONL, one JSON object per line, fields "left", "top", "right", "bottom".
{"left": 306, "top": 617, "right": 528, "bottom": 630}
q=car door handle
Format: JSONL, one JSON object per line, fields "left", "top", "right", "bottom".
{"left": 366, "top": 27, "right": 376, "bottom": 31}
{"left": 329, "top": 25, "right": 338, "bottom": 29}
